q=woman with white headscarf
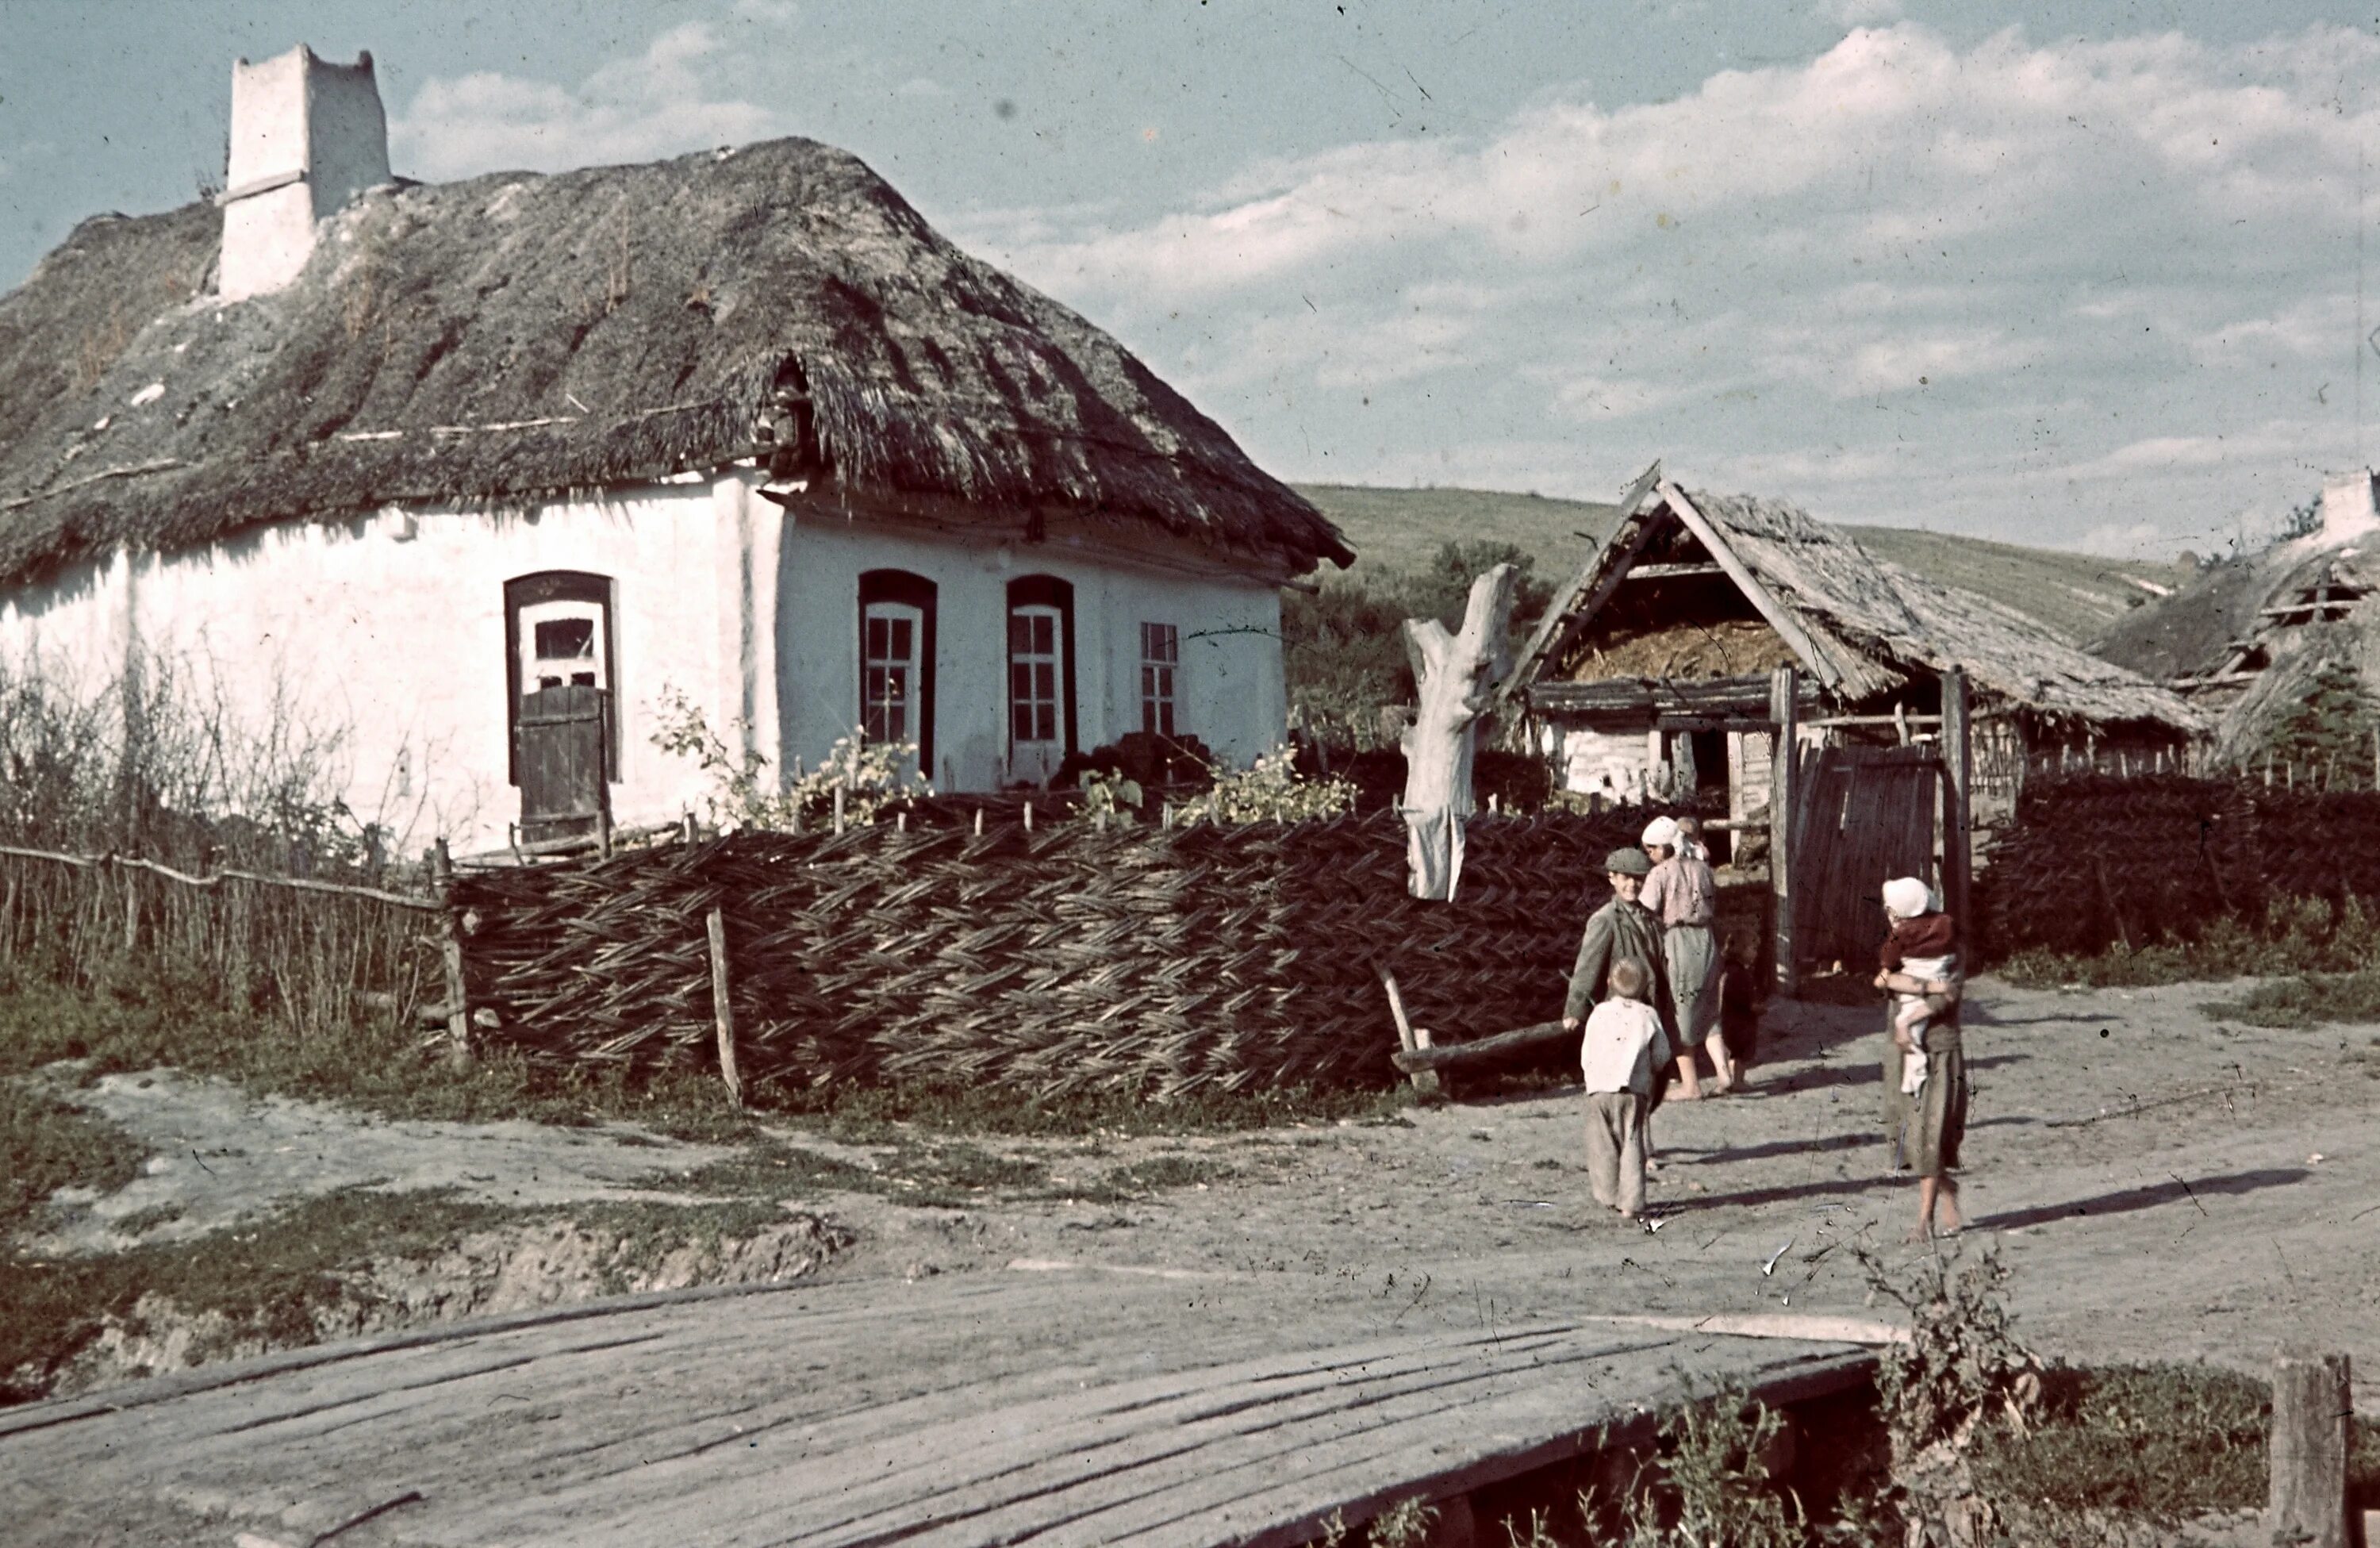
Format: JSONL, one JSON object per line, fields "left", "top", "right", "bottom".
{"left": 1874, "top": 874, "right": 1967, "bottom": 1240}
{"left": 1640, "top": 815, "right": 1731, "bottom": 1097}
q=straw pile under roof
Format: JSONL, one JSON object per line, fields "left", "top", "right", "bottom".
{"left": 0, "top": 138, "right": 1352, "bottom": 589}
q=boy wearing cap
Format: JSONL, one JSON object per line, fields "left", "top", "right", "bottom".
{"left": 1578, "top": 958, "right": 1664, "bottom": 1217}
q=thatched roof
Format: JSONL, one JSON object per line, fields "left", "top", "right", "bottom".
{"left": 0, "top": 138, "right": 1352, "bottom": 589}
{"left": 2095, "top": 524, "right": 2378, "bottom": 760}
{"left": 1511, "top": 479, "right": 2203, "bottom": 736}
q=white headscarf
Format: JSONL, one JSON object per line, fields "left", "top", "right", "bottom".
{"left": 1641, "top": 816, "right": 1681, "bottom": 853}
{"left": 1882, "top": 877, "right": 1933, "bottom": 920}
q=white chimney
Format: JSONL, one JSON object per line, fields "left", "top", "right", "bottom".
{"left": 218, "top": 46, "right": 390, "bottom": 302}
{"left": 2318, "top": 471, "right": 2380, "bottom": 546}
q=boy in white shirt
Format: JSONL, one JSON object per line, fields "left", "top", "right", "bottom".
{"left": 1580, "top": 958, "right": 1665, "bottom": 1220}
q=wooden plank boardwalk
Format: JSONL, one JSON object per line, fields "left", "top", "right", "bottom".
{"left": 0, "top": 1266, "right": 1876, "bottom": 1547}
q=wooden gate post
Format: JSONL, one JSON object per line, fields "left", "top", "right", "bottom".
{"left": 431, "top": 839, "right": 474, "bottom": 1066}
{"left": 2267, "top": 1347, "right": 2352, "bottom": 1548}
{"left": 1940, "top": 669, "right": 1973, "bottom": 956}
{"left": 1768, "top": 666, "right": 1799, "bottom": 997}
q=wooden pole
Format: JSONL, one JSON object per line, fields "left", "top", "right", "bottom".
{"left": 1940, "top": 669, "right": 1974, "bottom": 962}
{"left": 705, "top": 906, "right": 744, "bottom": 1108}
{"left": 1769, "top": 666, "right": 1800, "bottom": 997}
{"left": 2267, "top": 1347, "right": 2351, "bottom": 1548}
{"left": 1379, "top": 970, "right": 1441, "bottom": 1100}
{"left": 832, "top": 785, "right": 846, "bottom": 834}
{"left": 432, "top": 839, "right": 471, "bottom": 1065}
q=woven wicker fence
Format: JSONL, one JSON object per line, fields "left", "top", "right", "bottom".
{"left": 451, "top": 808, "right": 1735, "bottom": 1099}
{"left": 1977, "top": 774, "right": 2380, "bottom": 958}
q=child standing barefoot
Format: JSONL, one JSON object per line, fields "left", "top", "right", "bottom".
{"left": 1580, "top": 958, "right": 1664, "bottom": 1220}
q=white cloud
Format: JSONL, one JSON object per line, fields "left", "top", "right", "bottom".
{"left": 969, "top": 20, "right": 2380, "bottom": 551}
{"left": 392, "top": 21, "right": 786, "bottom": 181}
{"left": 2075, "top": 520, "right": 2167, "bottom": 558}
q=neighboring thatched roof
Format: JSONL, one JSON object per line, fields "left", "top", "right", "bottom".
{"left": 2095, "top": 523, "right": 2378, "bottom": 760}
{"left": 1511, "top": 479, "right": 2203, "bottom": 736}
{"left": 0, "top": 138, "right": 1352, "bottom": 590}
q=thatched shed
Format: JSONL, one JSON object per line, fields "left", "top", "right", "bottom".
{"left": 2095, "top": 473, "right": 2378, "bottom": 767}
{"left": 1502, "top": 473, "right": 2203, "bottom": 826}
{"left": 0, "top": 45, "right": 1349, "bottom": 855}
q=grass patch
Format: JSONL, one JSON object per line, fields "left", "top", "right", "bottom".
{"left": 1971, "top": 1363, "right": 2380, "bottom": 1521}
{"left": 1, "top": 1187, "right": 511, "bottom": 1403}
{"left": 2201, "top": 968, "right": 2380, "bottom": 1028}
{"left": 1993, "top": 896, "right": 2380, "bottom": 990}
{"left": 2, "top": 1079, "right": 147, "bottom": 1234}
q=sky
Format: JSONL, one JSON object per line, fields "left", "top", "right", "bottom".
{"left": 6, "top": 1, "right": 2380, "bottom": 561}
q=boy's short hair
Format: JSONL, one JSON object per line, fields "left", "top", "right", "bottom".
{"left": 1608, "top": 958, "right": 1648, "bottom": 1001}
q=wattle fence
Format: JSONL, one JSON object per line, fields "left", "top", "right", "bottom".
{"left": 1975, "top": 774, "right": 2380, "bottom": 958}
{"left": 447, "top": 808, "right": 1750, "bottom": 1100}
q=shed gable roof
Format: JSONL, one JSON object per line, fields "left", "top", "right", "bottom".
{"left": 1503, "top": 472, "right": 2203, "bottom": 736}
{"left": 0, "top": 137, "right": 1352, "bottom": 589}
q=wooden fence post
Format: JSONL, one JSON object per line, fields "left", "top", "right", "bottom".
{"left": 1769, "top": 666, "right": 1800, "bottom": 997}
{"left": 705, "top": 906, "right": 745, "bottom": 1108}
{"left": 432, "top": 839, "right": 472, "bottom": 1065}
{"left": 1379, "top": 970, "right": 1440, "bottom": 1101}
{"left": 2267, "top": 1347, "right": 2351, "bottom": 1548}
{"left": 1940, "top": 669, "right": 1973, "bottom": 962}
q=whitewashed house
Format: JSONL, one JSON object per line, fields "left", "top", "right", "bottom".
{"left": 0, "top": 47, "right": 1351, "bottom": 855}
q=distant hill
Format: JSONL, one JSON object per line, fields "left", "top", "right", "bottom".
{"left": 1294, "top": 483, "right": 2198, "bottom": 647}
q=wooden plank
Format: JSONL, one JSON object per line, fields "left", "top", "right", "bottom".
{"left": 1621, "top": 561, "right": 1727, "bottom": 581}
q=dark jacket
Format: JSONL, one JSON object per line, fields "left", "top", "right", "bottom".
{"left": 1564, "top": 895, "right": 1679, "bottom": 1061}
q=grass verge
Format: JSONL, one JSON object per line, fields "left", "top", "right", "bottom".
{"left": 1992, "top": 896, "right": 2380, "bottom": 991}
{"left": 2201, "top": 969, "right": 2380, "bottom": 1028}
{"left": 1971, "top": 1363, "right": 2380, "bottom": 1520}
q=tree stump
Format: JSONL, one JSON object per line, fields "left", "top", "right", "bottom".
{"left": 1399, "top": 564, "right": 1518, "bottom": 901}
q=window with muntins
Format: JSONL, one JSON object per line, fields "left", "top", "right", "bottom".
{"left": 857, "top": 570, "right": 937, "bottom": 770}
{"left": 1140, "top": 622, "right": 1179, "bottom": 736}
{"left": 862, "top": 606, "right": 919, "bottom": 744}
{"left": 1009, "top": 607, "right": 1061, "bottom": 744}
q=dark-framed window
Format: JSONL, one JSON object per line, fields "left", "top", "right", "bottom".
{"left": 1139, "top": 621, "right": 1179, "bottom": 737}
{"left": 858, "top": 569, "right": 937, "bottom": 770}
{"left": 1006, "top": 575, "right": 1077, "bottom": 764}
{"left": 504, "top": 570, "right": 618, "bottom": 785}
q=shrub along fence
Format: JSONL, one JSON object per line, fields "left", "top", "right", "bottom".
{"left": 1976, "top": 774, "right": 2380, "bottom": 958}
{"left": 450, "top": 808, "right": 1745, "bottom": 1101}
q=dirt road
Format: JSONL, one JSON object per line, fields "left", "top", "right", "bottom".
{"left": 33, "top": 974, "right": 2379, "bottom": 1403}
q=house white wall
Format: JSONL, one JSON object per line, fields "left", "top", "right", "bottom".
{"left": 773, "top": 495, "right": 1288, "bottom": 792}
{"left": 0, "top": 471, "right": 1294, "bottom": 857}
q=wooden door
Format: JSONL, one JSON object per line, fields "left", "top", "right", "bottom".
{"left": 518, "top": 684, "right": 609, "bottom": 840}
{"left": 1787, "top": 743, "right": 1940, "bottom": 973}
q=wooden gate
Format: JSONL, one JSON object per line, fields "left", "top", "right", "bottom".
{"left": 1788, "top": 743, "right": 1942, "bottom": 973}
{"left": 517, "top": 684, "right": 610, "bottom": 843}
